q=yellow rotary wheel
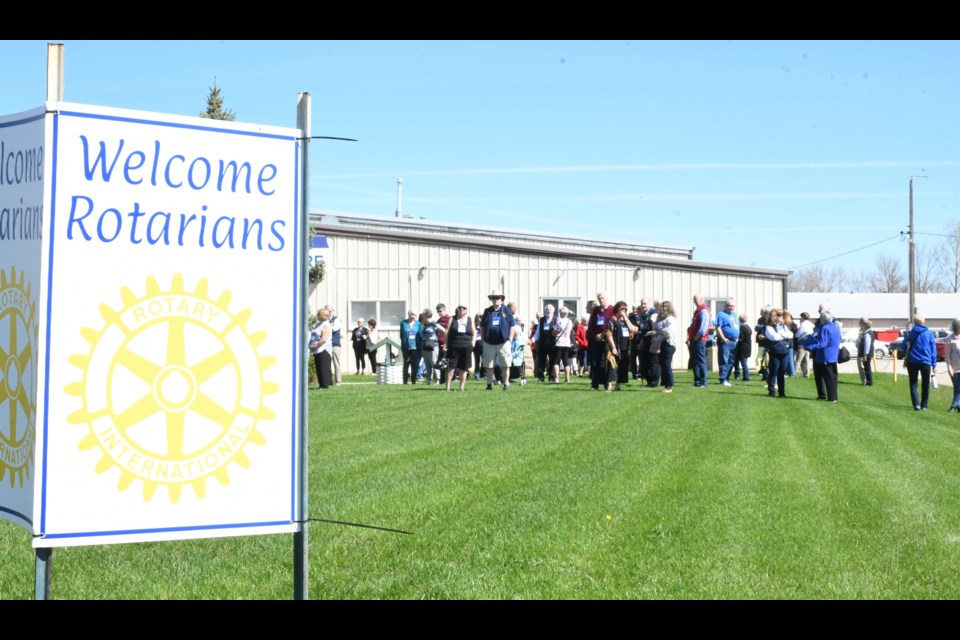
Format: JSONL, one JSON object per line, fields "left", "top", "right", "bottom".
{"left": 0, "top": 266, "right": 38, "bottom": 488}
{"left": 66, "top": 274, "right": 279, "bottom": 503}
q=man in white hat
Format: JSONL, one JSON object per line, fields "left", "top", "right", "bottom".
{"left": 480, "top": 293, "right": 517, "bottom": 391}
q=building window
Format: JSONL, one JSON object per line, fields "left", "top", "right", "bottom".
{"left": 350, "top": 300, "right": 406, "bottom": 329}
{"left": 541, "top": 298, "right": 581, "bottom": 319}
{"left": 706, "top": 298, "right": 728, "bottom": 316}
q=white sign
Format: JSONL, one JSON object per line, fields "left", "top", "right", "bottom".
{"left": 31, "top": 103, "right": 303, "bottom": 547}
{"left": 0, "top": 107, "right": 45, "bottom": 532}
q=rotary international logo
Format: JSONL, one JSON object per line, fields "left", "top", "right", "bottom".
{"left": 0, "top": 266, "right": 37, "bottom": 489}
{"left": 66, "top": 273, "right": 278, "bottom": 503}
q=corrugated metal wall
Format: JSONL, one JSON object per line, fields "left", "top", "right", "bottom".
{"left": 310, "top": 235, "right": 785, "bottom": 373}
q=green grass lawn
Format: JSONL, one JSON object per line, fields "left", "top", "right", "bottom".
{"left": 3, "top": 369, "right": 960, "bottom": 599}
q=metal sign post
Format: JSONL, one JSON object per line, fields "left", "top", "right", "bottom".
{"left": 294, "top": 92, "right": 311, "bottom": 600}
{"left": 35, "top": 41, "right": 64, "bottom": 602}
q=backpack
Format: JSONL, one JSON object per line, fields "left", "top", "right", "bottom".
{"left": 422, "top": 323, "right": 438, "bottom": 351}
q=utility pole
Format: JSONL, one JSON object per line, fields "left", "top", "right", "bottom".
{"left": 908, "top": 176, "right": 915, "bottom": 328}
{"left": 395, "top": 177, "right": 403, "bottom": 217}
{"left": 907, "top": 175, "right": 927, "bottom": 328}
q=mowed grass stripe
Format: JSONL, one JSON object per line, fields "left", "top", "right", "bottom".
{"left": 313, "top": 381, "right": 689, "bottom": 598}
{"left": 565, "top": 388, "right": 830, "bottom": 598}
{"left": 784, "top": 382, "right": 960, "bottom": 598}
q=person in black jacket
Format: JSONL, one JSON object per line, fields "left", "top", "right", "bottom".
{"left": 636, "top": 298, "right": 659, "bottom": 387}
{"left": 444, "top": 305, "right": 476, "bottom": 391}
{"left": 755, "top": 305, "right": 771, "bottom": 381}
{"left": 533, "top": 304, "right": 558, "bottom": 382}
{"left": 350, "top": 319, "right": 369, "bottom": 375}
{"left": 734, "top": 314, "right": 752, "bottom": 381}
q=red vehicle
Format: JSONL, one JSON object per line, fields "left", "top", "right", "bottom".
{"left": 874, "top": 328, "right": 900, "bottom": 342}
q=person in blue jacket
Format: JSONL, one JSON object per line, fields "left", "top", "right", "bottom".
{"left": 400, "top": 310, "right": 423, "bottom": 384}
{"left": 480, "top": 293, "right": 517, "bottom": 391}
{"left": 800, "top": 309, "right": 841, "bottom": 402}
{"left": 903, "top": 313, "right": 938, "bottom": 411}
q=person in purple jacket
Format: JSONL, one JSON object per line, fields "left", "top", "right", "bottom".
{"left": 800, "top": 309, "right": 841, "bottom": 403}
{"left": 903, "top": 313, "right": 938, "bottom": 411}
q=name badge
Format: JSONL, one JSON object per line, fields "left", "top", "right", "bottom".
{"left": 492, "top": 318, "right": 500, "bottom": 327}
{"left": 544, "top": 322, "right": 551, "bottom": 330}
{"left": 596, "top": 317, "right": 605, "bottom": 326}
{"left": 408, "top": 332, "right": 416, "bottom": 340}
{"left": 621, "top": 327, "right": 629, "bottom": 337}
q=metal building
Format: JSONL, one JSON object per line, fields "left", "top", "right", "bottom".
{"left": 787, "top": 292, "right": 960, "bottom": 335}
{"left": 308, "top": 211, "right": 789, "bottom": 373}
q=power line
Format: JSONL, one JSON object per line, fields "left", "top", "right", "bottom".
{"left": 789, "top": 234, "right": 903, "bottom": 270}
{"left": 915, "top": 230, "right": 959, "bottom": 239}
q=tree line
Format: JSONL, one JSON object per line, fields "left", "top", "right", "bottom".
{"left": 789, "top": 222, "right": 960, "bottom": 293}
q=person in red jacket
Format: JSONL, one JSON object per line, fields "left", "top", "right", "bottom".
{"left": 587, "top": 292, "right": 614, "bottom": 390}
{"left": 435, "top": 303, "right": 452, "bottom": 347}
{"left": 686, "top": 293, "right": 711, "bottom": 387}
{"left": 575, "top": 314, "right": 589, "bottom": 376}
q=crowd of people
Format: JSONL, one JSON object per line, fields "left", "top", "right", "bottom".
{"left": 307, "top": 293, "right": 958, "bottom": 411}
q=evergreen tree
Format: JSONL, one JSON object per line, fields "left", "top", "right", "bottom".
{"left": 200, "top": 79, "right": 237, "bottom": 121}
{"left": 309, "top": 258, "right": 326, "bottom": 284}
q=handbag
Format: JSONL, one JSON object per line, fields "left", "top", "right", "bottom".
{"left": 649, "top": 335, "right": 663, "bottom": 354}
{"left": 898, "top": 335, "right": 913, "bottom": 361}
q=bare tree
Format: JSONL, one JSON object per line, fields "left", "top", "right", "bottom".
{"left": 823, "top": 265, "right": 849, "bottom": 292}
{"left": 915, "top": 242, "right": 947, "bottom": 293}
{"left": 866, "top": 254, "right": 907, "bottom": 293}
{"left": 846, "top": 269, "right": 869, "bottom": 293}
{"left": 938, "top": 220, "right": 960, "bottom": 293}
{"left": 787, "top": 264, "right": 849, "bottom": 292}
{"left": 787, "top": 266, "right": 821, "bottom": 292}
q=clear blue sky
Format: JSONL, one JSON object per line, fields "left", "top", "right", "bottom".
{"left": 3, "top": 40, "right": 959, "bottom": 276}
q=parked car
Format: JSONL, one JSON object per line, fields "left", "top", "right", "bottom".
{"left": 841, "top": 339, "right": 859, "bottom": 358}
{"left": 848, "top": 335, "right": 888, "bottom": 359}
{"left": 841, "top": 329, "right": 860, "bottom": 343}
{"left": 873, "top": 341, "right": 888, "bottom": 360}
{"left": 886, "top": 336, "right": 946, "bottom": 362}
{"left": 887, "top": 339, "right": 903, "bottom": 359}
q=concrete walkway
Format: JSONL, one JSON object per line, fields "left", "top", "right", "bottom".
{"left": 837, "top": 355, "right": 953, "bottom": 386}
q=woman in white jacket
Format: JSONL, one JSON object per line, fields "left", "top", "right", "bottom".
{"left": 764, "top": 308, "right": 794, "bottom": 398}
{"left": 652, "top": 300, "right": 679, "bottom": 394}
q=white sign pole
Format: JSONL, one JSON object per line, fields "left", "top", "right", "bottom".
{"left": 294, "top": 92, "right": 311, "bottom": 600}
{"left": 35, "top": 40, "right": 64, "bottom": 602}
